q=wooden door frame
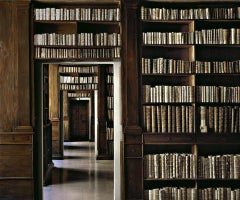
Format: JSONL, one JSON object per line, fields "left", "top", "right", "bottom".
{"left": 34, "top": 61, "right": 123, "bottom": 200}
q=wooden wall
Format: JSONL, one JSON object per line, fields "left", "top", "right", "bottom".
{"left": 49, "top": 64, "right": 62, "bottom": 159}
{"left": 122, "top": 0, "right": 143, "bottom": 199}
{"left": 0, "top": 1, "right": 34, "bottom": 199}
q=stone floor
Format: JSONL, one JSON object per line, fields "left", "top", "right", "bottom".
{"left": 44, "top": 142, "right": 114, "bottom": 200}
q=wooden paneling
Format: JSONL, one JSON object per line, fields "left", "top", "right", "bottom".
{"left": 125, "top": 158, "right": 143, "bottom": 200}
{"left": 0, "top": 133, "right": 32, "bottom": 144}
{"left": 0, "top": 1, "right": 33, "bottom": 199}
{"left": 63, "top": 90, "right": 69, "bottom": 141}
{"left": 0, "top": 1, "right": 17, "bottom": 132}
{"left": 16, "top": 1, "right": 31, "bottom": 127}
{"left": 51, "top": 119, "right": 62, "bottom": 158}
{"left": 0, "top": 132, "right": 33, "bottom": 199}
{"left": 0, "top": 179, "right": 34, "bottom": 200}
{"left": 49, "top": 64, "right": 62, "bottom": 158}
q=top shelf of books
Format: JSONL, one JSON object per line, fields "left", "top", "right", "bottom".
{"left": 141, "top": 6, "right": 240, "bottom": 21}
{"left": 34, "top": 7, "right": 121, "bottom": 22}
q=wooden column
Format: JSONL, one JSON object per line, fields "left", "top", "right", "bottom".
{"left": 90, "top": 91, "right": 95, "bottom": 141}
{"left": 63, "top": 90, "right": 69, "bottom": 141}
{"left": 0, "top": 1, "right": 17, "bottom": 132}
{"left": 97, "top": 66, "right": 108, "bottom": 159}
{"left": 15, "top": 0, "right": 32, "bottom": 131}
{"left": 49, "top": 64, "right": 62, "bottom": 159}
{"left": 122, "top": 0, "right": 143, "bottom": 199}
{"left": 0, "top": 1, "right": 34, "bottom": 199}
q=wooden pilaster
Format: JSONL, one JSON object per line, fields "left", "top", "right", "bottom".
{"left": 122, "top": 0, "right": 143, "bottom": 199}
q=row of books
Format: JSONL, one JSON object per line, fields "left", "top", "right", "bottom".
{"left": 144, "top": 153, "right": 240, "bottom": 180}
{"left": 145, "top": 187, "right": 240, "bottom": 200}
{"left": 59, "top": 76, "right": 98, "bottom": 84}
{"left": 144, "top": 153, "right": 197, "bottom": 179}
{"left": 106, "top": 127, "right": 114, "bottom": 140}
{"left": 197, "top": 86, "right": 240, "bottom": 103}
{"left": 141, "top": 6, "right": 240, "bottom": 20}
{"left": 107, "top": 97, "right": 114, "bottom": 109}
{"left": 107, "top": 74, "right": 113, "bottom": 84}
{"left": 78, "top": 33, "right": 121, "bottom": 47}
{"left": 142, "top": 57, "right": 240, "bottom": 74}
{"left": 145, "top": 187, "right": 197, "bottom": 200}
{"left": 60, "top": 83, "right": 97, "bottom": 90}
{"left": 34, "top": 7, "right": 120, "bottom": 21}
{"left": 199, "top": 106, "right": 240, "bottom": 133}
{"left": 195, "top": 28, "right": 240, "bottom": 45}
{"left": 34, "top": 33, "right": 76, "bottom": 46}
{"left": 143, "top": 105, "right": 195, "bottom": 133}
{"left": 198, "top": 154, "right": 240, "bottom": 179}
{"left": 59, "top": 65, "right": 98, "bottom": 73}
{"left": 35, "top": 47, "right": 121, "bottom": 59}
{"left": 199, "top": 188, "right": 240, "bottom": 200}
{"left": 68, "top": 92, "right": 91, "bottom": 98}
{"left": 142, "top": 28, "right": 240, "bottom": 45}
{"left": 143, "top": 85, "right": 195, "bottom": 103}
{"left": 143, "top": 85, "right": 240, "bottom": 103}
{"left": 143, "top": 32, "right": 193, "bottom": 45}
{"left": 34, "top": 33, "right": 121, "bottom": 47}
{"left": 108, "top": 110, "right": 114, "bottom": 121}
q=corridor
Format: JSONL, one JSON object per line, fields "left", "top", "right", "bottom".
{"left": 44, "top": 142, "right": 114, "bottom": 200}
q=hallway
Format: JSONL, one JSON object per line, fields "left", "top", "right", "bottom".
{"left": 44, "top": 142, "right": 114, "bottom": 200}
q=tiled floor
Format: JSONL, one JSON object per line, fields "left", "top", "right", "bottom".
{"left": 44, "top": 142, "right": 114, "bottom": 200}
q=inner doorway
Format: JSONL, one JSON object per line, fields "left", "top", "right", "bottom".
{"left": 69, "top": 99, "right": 89, "bottom": 141}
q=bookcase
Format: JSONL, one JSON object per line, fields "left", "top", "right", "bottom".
{"left": 59, "top": 64, "right": 99, "bottom": 91}
{"left": 139, "top": 1, "right": 240, "bottom": 199}
{"left": 32, "top": 2, "right": 121, "bottom": 61}
{"left": 106, "top": 65, "right": 114, "bottom": 156}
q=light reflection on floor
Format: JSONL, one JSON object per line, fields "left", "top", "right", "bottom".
{"left": 44, "top": 142, "right": 114, "bottom": 200}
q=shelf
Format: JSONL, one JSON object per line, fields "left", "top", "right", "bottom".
{"left": 195, "top": 102, "right": 240, "bottom": 106}
{"left": 145, "top": 178, "right": 196, "bottom": 181}
{"left": 142, "top": 44, "right": 194, "bottom": 48}
{"left": 142, "top": 102, "right": 193, "bottom": 105}
{"left": 196, "top": 133, "right": 240, "bottom": 144}
{"left": 143, "top": 133, "right": 195, "bottom": 144}
{"left": 34, "top": 45, "right": 121, "bottom": 48}
{"left": 144, "top": 178, "right": 240, "bottom": 181}
{"left": 34, "top": 58, "right": 121, "bottom": 62}
{"left": 143, "top": 133, "right": 240, "bottom": 145}
{"left": 35, "top": 20, "right": 120, "bottom": 24}
{"left": 59, "top": 72, "right": 98, "bottom": 76}
{"left": 141, "top": 20, "right": 194, "bottom": 24}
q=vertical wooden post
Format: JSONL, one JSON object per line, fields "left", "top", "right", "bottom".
{"left": 97, "top": 65, "right": 108, "bottom": 159}
{"left": 122, "top": 0, "right": 143, "bottom": 199}
{"left": 49, "top": 64, "right": 62, "bottom": 159}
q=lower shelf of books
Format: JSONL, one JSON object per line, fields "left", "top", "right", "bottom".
{"left": 144, "top": 187, "right": 240, "bottom": 200}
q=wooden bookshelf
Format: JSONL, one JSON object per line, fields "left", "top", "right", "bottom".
{"left": 138, "top": 1, "right": 240, "bottom": 199}
{"left": 106, "top": 65, "right": 114, "bottom": 157}
{"left": 32, "top": 2, "right": 121, "bottom": 61}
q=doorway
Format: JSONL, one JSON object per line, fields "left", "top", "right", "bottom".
{"left": 69, "top": 99, "right": 89, "bottom": 141}
{"left": 35, "top": 61, "right": 123, "bottom": 200}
